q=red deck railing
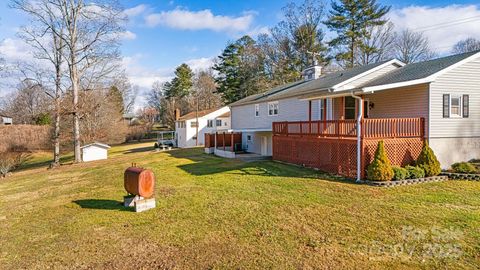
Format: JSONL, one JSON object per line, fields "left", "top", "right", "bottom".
{"left": 272, "top": 118, "right": 425, "bottom": 139}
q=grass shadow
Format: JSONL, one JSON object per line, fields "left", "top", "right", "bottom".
{"left": 123, "top": 146, "right": 154, "bottom": 154}
{"left": 73, "top": 199, "right": 133, "bottom": 211}
{"left": 168, "top": 148, "right": 354, "bottom": 185}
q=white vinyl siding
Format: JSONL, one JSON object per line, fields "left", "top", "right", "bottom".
{"left": 232, "top": 97, "right": 322, "bottom": 130}
{"left": 429, "top": 55, "right": 480, "bottom": 138}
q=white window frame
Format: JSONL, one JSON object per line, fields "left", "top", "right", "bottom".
{"left": 216, "top": 119, "right": 222, "bottom": 127}
{"left": 255, "top": 104, "right": 260, "bottom": 117}
{"left": 247, "top": 135, "right": 252, "bottom": 142}
{"left": 318, "top": 99, "right": 325, "bottom": 120}
{"left": 450, "top": 95, "right": 462, "bottom": 118}
{"left": 268, "top": 101, "right": 279, "bottom": 116}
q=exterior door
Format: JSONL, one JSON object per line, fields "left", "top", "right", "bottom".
{"left": 261, "top": 136, "right": 268, "bottom": 156}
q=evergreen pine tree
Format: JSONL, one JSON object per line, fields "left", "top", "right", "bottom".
{"left": 416, "top": 141, "right": 441, "bottom": 176}
{"left": 166, "top": 64, "right": 193, "bottom": 99}
{"left": 367, "top": 141, "right": 394, "bottom": 181}
{"left": 325, "top": 0, "right": 390, "bottom": 68}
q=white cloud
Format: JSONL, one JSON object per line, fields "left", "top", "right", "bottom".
{"left": 119, "top": 31, "right": 137, "bottom": 40}
{"left": 145, "top": 8, "right": 254, "bottom": 32}
{"left": 0, "top": 38, "right": 32, "bottom": 61}
{"left": 185, "top": 57, "right": 214, "bottom": 72}
{"left": 245, "top": 26, "right": 270, "bottom": 38}
{"left": 389, "top": 5, "right": 480, "bottom": 54}
{"left": 124, "top": 4, "right": 148, "bottom": 17}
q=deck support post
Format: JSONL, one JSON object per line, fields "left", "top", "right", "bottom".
{"left": 351, "top": 93, "right": 364, "bottom": 182}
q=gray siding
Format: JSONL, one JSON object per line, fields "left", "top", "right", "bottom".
{"left": 429, "top": 55, "right": 480, "bottom": 138}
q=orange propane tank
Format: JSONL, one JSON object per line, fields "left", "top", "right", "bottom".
{"left": 124, "top": 167, "right": 155, "bottom": 198}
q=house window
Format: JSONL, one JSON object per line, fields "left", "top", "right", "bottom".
{"left": 207, "top": 120, "right": 213, "bottom": 128}
{"left": 450, "top": 95, "right": 462, "bottom": 117}
{"left": 443, "top": 94, "right": 469, "bottom": 118}
{"left": 268, "top": 102, "right": 279, "bottom": 116}
{"left": 191, "top": 121, "right": 198, "bottom": 128}
{"left": 319, "top": 99, "right": 325, "bottom": 120}
{"left": 247, "top": 135, "right": 252, "bottom": 142}
{"left": 178, "top": 121, "right": 185, "bottom": 128}
{"left": 344, "top": 96, "right": 356, "bottom": 119}
{"left": 216, "top": 119, "right": 222, "bottom": 126}
{"left": 255, "top": 104, "right": 260, "bottom": 117}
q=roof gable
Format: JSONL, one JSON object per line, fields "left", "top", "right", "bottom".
{"left": 363, "top": 50, "right": 480, "bottom": 91}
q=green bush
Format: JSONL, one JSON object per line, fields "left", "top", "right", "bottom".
{"left": 451, "top": 162, "right": 477, "bottom": 174}
{"left": 416, "top": 141, "right": 441, "bottom": 177}
{"left": 392, "top": 166, "right": 409, "bottom": 180}
{"left": 154, "top": 142, "right": 159, "bottom": 149}
{"left": 405, "top": 165, "right": 425, "bottom": 179}
{"left": 367, "top": 141, "right": 394, "bottom": 181}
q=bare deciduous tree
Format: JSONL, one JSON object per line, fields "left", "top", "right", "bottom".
{"left": 11, "top": 0, "right": 67, "bottom": 167}
{"left": 393, "top": 29, "right": 436, "bottom": 64}
{"left": 2, "top": 80, "right": 51, "bottom": 124}
{"left": 55, "top": 0, "right": 125, "bottom": 162}
{"left": 356, "top": 22, "right": 396, "bottom": 66}
{"left": 452, "top": 38, "right": 480, "bottom": 54}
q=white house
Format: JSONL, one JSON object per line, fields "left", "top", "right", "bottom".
{"left": 229, "top": 50, "right": 480, "bottom": 179}
{"left": 0, "top": 114, "right": 12, "bottom": 125}
{"left": 175, "top": 106, "right": 230, "bottom": 148}
{"left": 81, "top": 142, "right": 111, "bottom": 162}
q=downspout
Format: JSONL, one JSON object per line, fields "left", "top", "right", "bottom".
{"left": 351, "top": 93, "right": 363, "bottom": 182}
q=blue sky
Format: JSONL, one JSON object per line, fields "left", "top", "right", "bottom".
{"left": 1, "top": 0, "right": 480, "bottom": 107}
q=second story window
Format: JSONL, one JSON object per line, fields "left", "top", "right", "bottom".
{"left": 255, "top": 104, "right": 260, "bottom": 117}
{"left": 207, "top": 120, "right": 213, "bottom": 127}
{"left": 216, "top": 119, "right": 222, "bottom": 126}
{"left": 191, "top": 121, "right": 198, "bottom": 128}
{"left": 268, "top": 102, "right": 279, "bottom": 116}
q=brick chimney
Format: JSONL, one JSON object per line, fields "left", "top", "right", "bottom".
{"left": 175, "top": 109, "right": 181, "bottom": 121}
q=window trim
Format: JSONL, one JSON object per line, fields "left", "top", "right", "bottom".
{"left": 254, "top": 104, "right": 260, "bottom": 117}
{"left": 268, "top": 101, "right": 279, "bottom": 116}
{"left": 216, "top": 119, "right": 222, "bottom": 127}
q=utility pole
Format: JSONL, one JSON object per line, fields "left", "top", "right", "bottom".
{"left": 195, "top": 94, "right": 199, "bottom": 146}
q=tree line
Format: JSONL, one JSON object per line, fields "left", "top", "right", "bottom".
{"left": 0, "top": 0, "right": 132, "bottom": 167}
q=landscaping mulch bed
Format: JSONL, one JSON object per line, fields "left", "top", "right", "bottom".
{"left": 359, "top": 175, "right": 449, "bottom": 187}
{"left": 442, "top": 172, "right": 480, "bottom": 181}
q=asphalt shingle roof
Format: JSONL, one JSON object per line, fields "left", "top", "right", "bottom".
{"left": 177, "top": 107, "right": 221, "bottom": 121}
{"left": 363, "top": 50, "right": 480, "bottom": 88}
{"left": 230, "top": 60, "right": 394, "bottom": 107}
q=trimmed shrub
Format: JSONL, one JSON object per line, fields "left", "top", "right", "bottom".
{"left": 405, "top": 165, "right": 425, "bottom": 179}
{"left": 392, "top": 166, "right": 409, "bottom": 180}
{"left": 153, "top": 142, "right": 159, "bottom": 149}
{"left": 367, "top": 141, "right": 394, "bottom": 181}
{"left": 451, "top": 162, "right": 477, "bottom": 174}
{"left": 416, "top": 141, "right": 441, "bottom": 177}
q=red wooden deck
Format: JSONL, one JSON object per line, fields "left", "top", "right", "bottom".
{"left": 272, "top": 118, "right": 425, "bottom": 179}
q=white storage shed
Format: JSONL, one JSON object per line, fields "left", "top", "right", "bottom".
{"left": 81, "top": 142, "right": 111, "bottom": 162}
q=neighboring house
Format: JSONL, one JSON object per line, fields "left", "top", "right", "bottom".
{"left": 175, "top": 106, "right": 230, "bottom": 148}
{"left": 0, "top": 114, "right": 13, "bottom": 125}
{"left": 122, "top": 113, "right": 137, "bottom": 125}
{"left": 81, "top": 142, "right": 111, "bottom": 162}
{"left": 228, "top": 50, "right": 480, "bottom": 180}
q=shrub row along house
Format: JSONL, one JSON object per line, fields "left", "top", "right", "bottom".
{"left": 179, "top": 50, "right": 480, "bottom": 181}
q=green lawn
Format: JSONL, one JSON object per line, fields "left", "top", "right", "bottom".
{"left": 0, "top": 142, "right": 479, "bottom": 269}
